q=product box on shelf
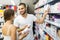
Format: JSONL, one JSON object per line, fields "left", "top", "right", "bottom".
{"left": 54, "top": 15, "right": 60, "bottom": 23}
{"left": 50, "top": 25, "right": 57, "bottom": 36}
{"left": 50, "top": 2, "right": 60, "bottom": 13}
{"left": 44, "top": 4, "right": 51, "bottom": 11}
{"left": 57, "top": 27, "right": 60, "bottom": 38}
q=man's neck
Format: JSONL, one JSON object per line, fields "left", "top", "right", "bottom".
{"left": 21, "top": 13, "right": 27, "bottom": 18}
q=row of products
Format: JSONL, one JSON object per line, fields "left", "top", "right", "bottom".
{"left": 39, "top": 26, "right": 53, "bottom": 40}
{"left": 0, "top": 5, "right": 17, "bottom": 11}
{"left": 46, "top": 14, "right": 60, "bottom": 38}
{"left": 35, "top": 2, "right": 60, "bottom": 14}
{"left": 35, "top": 0, "right": 53, "bottom": 8}
{"left": 0, "top": 17, "right": 4, "bottom": 27}
{"left": 0, "top": 5, "right": 17, "bottom": 17}
{"left": 44, "top": 31, "right": 53, "bottom": 40}
{"left": 35, "top": 13, "right": 60, "bottom": 40}
{"left": 0, "top": 17, "right": 4, "bottom": 39}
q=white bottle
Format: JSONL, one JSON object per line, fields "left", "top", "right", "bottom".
{"left": 22, "top": 24, "right": 31, "bottom": 34}
{"left": 44, "top": 4, "right": 50, "bottom": 11}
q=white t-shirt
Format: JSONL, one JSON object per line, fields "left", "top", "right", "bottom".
{"left": 14, "top": 14, "right": 37, "bottom": 40}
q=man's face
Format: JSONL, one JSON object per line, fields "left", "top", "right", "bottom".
{"left": 18, "top": 5, "right": 26, "bottom": 15}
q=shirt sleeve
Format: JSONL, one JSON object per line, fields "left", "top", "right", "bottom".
{"left": 13, "top": 18, "right": 19, "bottom": 27}
{"left": 32, "top": 15, "right": 37, "bottom": 22}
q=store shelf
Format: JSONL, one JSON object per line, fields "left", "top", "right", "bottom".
{"left": 0, "top": 35, "right": 3, "bottom": 39}
{"left": 0, "top": 33, "right": 3, "bottom": 39}
{"left": 0, "top": 35, "right": 4, "bottom": 39}
{"left": 35, "top": 0, "right": 53, "bottom": 9}
{"left": 45, "top": 20, "right": 60, "bottom": 28}
{"left": 0, "top": 29, "right": 2, "bottom": 33}
{"left": 39, "top": 25, "right": 60, "bottom": 40}
{"left": 35, "top": 0, "right": 60, "bottom": 10}
{"left": 48, "top": 13, "right": 60, "bottom": 14}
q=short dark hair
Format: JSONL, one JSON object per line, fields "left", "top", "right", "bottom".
{"left": 4, "top": 9, "right": 14, "bottom": 22}
{"left": 19, "top": 3, "right": 26, "bottom": 8}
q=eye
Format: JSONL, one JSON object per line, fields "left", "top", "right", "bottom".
{"left": 21, "top": 8, "right": 24, "bottom": 9}
{"left": 19, "top": 9, "right": 20, "bottom": 10}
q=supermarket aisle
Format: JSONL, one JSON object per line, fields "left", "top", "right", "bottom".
{"left": 0, "top": 0, "right": 60, "bottom": 40}
{"left": 34, "top": 0, "right": 60, "bottom": 40}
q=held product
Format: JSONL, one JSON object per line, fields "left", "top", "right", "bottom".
{"left": 21, "top": 24, "right": 31, "bottom": 34}
{"left": 44, "top": 4, "right": 50, "bottom": 11}
{"left": 27, "top": 24, "right": 31, "bottom": 28}
{"left": 22, "top": 27, "right": 30, "bottom": 34}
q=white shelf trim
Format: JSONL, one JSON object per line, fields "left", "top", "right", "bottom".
{"left": 45, "top": 20, "right": 60, "bottom": 27}
{"left": 35, "top": 0, "right": 53, "bottom": 9}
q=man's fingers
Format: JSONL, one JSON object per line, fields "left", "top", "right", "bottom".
{"left": 20, "top": 33, "right": 29, "bottom": 40}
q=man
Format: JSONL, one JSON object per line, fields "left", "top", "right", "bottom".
{"left": 14, "top": 3, "right": 49, "bottom": 40}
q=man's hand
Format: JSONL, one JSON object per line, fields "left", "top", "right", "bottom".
{"left": 19, "top": 32, "right": 29, "bottom": 40}
{"left": 17, "top": 25, "right": 30, "bottom": 32}
{"left": 44, "top": 7, "right": 50, "bottom": 15}
{"left": 17, "top": 25, "right": 28, "bottom": 32}
{"left": 35, "top": 7, "right": 50, "bottom": 24}
{"left": 18, "top": 26, "right": 30, "bottom": 35}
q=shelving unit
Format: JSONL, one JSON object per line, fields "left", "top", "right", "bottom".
{"left": 39, "top": 24, "right": 60, "bottom": 40}
{"left": 0, "top": 26, "right": 3, "bottom": 40}
{"left": 34, "top": 0, "right": 60, "bottom": 40}
{"left": 0, "top": 32, "right": 3, "bottom": 39}
{"left": 0, "top": 17, "right": 4, "bottom": 40}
